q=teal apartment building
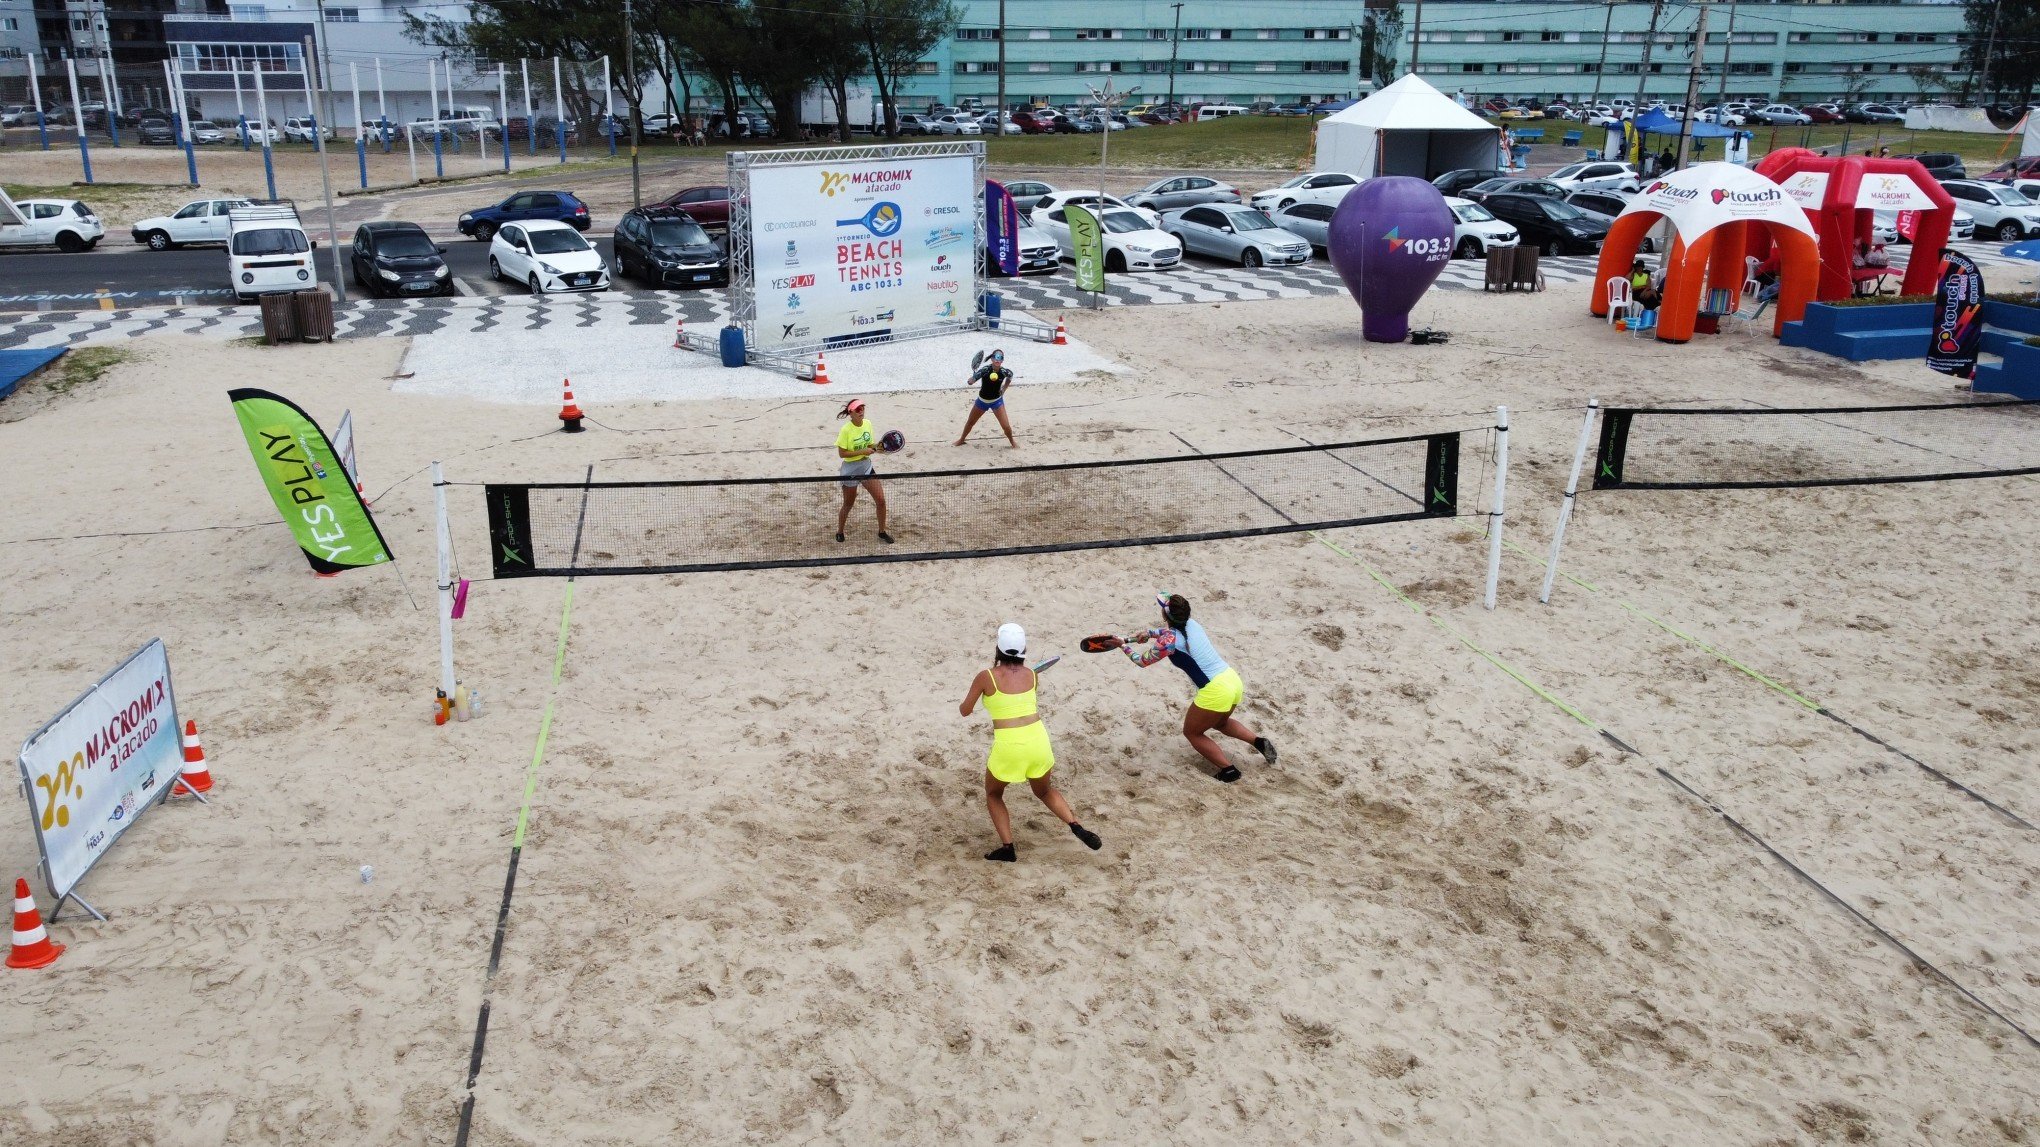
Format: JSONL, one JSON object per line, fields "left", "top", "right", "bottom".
{"left": 908, "top": 1, "right": 1971, "bottom": 111}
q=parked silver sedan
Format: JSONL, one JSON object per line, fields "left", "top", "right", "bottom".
{"left": 1269, "top": 201, "right": 1335, "bottom": 251}
{"left": 1159, "top": 203, "right": 1312, "bottom": 268}
{"left": 1127, "top": 175, "right": 1242, "bottom": 211}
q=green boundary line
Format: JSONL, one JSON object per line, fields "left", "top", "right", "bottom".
{"left": 1311, "top": 532, "right": 1622, "bottom": 745}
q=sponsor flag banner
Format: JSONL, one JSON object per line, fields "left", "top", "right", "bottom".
{"left": 333, "top": 409, "right": 360, "bottom": 487}
{"left": 986, "top": 180, "right": 1020, "bottom": 276}
{"left": 1068, "top": 204, "right": 1105, "bottom": 294}
{"left": 1926, "top": 250, "right": 1984, "bottom": 378}
{"left": 18, "top": 640, "right": 182, "bottom": 902}
{"left": 229, "top": 388, "right": 393, "bottom": 573}
{"left": 1897, "top": 210, "right": 1920, "bottom": 242}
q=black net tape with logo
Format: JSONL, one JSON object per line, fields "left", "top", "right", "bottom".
{"left": 1592, "top": 399, "right": 2040, "bottom": 491}
{"left": 485, "top": 432, "right": 1462, "bottom": 578}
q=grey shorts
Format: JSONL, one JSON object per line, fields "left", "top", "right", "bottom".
{"left": 839, "top": 459, "right": 876, "bottom": 488}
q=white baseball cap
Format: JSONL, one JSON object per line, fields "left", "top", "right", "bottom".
{"left": 995, "top": 622, "right": 1026, "bottom": 656}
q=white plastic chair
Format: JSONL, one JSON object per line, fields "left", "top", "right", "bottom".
{"left": 1605, "top": 276, "right": 1631, "bottom": 326}
{"left": 1742, "top": 255, "right": 1760, "bottom": 297}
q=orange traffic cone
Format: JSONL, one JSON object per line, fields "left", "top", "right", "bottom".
{"left": 558, "top": 379, "right": 585, "bottom": 433}
{"left": 174, "top": 719, "right": 213, "bottom": 796}
{"left": 1053, "top": 315, "right": 1068, "bottom": 345}
{"left": 672, "top": 316, "right": 685, "bottom": 349}
{"left": 812, "top": 353, "right": 830, "bottom": 385}
{"left": 8, "top": 879, "right": 62, "bottom": 969}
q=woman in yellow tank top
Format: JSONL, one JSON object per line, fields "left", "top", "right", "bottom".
{"left": 959, "top": 622, "right": 1103, "bottom": 862}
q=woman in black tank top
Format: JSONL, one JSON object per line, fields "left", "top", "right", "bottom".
{"left": 954, "top": 349, "right": 1019, "bottom": 448}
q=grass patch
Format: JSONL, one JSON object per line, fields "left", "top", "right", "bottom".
{"left": 228, "top": 335, "right": 270, "bottom": 349}
{"left": 46, "top": 347, "right": 132, "bottom": 395}
{"left": 1824, "top": 293, "right": 1935, "bottom": 307}
{"left": 3, "top": 180, "right": 166, "bottom": 201}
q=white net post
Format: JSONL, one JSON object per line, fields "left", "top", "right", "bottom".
{"left": 1483, "top": 405, "right": 1509, "bottom": 611}
{"left": 1541, "top": 399, "right": 1599, "bottom": 605}
{"left": 433, "top": 461, "right": 456, "bottom": 698}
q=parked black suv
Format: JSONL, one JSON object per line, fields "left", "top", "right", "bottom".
{"left": 349, "top": 220, "right": 453, "bottom": 298}
{"left": 1898, "top": 152, "right": 1966, "bottom": 181}
{"left": 612, "top": 206, "right": 727, "bottom": 288}
{"left": 1480, "top": 193, "right": 1610, "bottom": 256}
{"left": 1432, "top": 168, "right": 1506, "bottom": 197}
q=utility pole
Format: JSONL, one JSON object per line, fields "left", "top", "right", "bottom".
{"left": 1675, "top": 4, "right": 1707, "bottom": 170}
{"left": 1716, "top": 0, "right": 1738, "bottom": 117}
{"left": 305, "top": 35, "right": 346, "bottom": 304}
{"left": 1588, "top": 0, "right": 1614, "bottom": 114}
{"left": 1979, "top": 0, "right": 2004, "bottom": 104}
{"left": 1411, "top": 0, "right": 1425, "bottom": 73}
{"left": 1632, "top": 0, "right": 1665, "bottom": 112}
{"left": 993, "top": 0, "right": 1006, "bottom": 131}
{"left": 625, "top": 0, "right": 640, "bottom": 206}
{"left": 1166, "top": 3, "right": 1182, "bottom": 109}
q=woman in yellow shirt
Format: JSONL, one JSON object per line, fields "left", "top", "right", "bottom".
{"left": 959, "top": 622, "right": 1102, "bottom": 862}
{"left": 833, "top": 398, "right": 892, "bottom": 544}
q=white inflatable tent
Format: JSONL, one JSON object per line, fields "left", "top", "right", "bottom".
{"left": 1312, "top": 74, "right": 1504, "bottom": 180}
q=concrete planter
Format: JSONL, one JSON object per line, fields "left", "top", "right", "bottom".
{"left": 1779, "top": 301, "right": 1933, "bottom": 361}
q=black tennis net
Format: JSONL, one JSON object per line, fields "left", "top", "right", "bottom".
{"left": 1593, "top": 399, "right": 2040, "bottom": 491}
{"left": 484, "top": 432, "right": 1463, "bottom": 577}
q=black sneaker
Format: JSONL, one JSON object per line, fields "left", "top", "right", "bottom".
{"left": 878, "top": 531, "right": 895, "bottom": 544}
{"left": 834, "top": 531, "right": 845, "bottom": 543}
{"left": 1254, "top": 736, "right": 1278, "bottom": 765}
{"left": 1214, "top": 766, "right": 1242, "bottom": 783}
{"left": 1071, "top": 823, "right": 1102, "bottom": 850}
{"left": 984, "top": 843, "right": 1017, "bottom": 862}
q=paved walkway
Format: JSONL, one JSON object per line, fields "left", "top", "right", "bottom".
{"left": 0, "top": 245, "right": 2023, "bottom": 352}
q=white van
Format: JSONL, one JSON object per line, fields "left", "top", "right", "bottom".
{"left": 227, "top": 203, "right": 316, "bottom": 303}
{"left": 1196, "top": 104, "right": 1249, "bottom": 122}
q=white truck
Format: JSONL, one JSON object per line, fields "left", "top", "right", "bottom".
{"left": 801, "top": 86, "right": 875, "bottom": 133}
{"left": 227, "top": 203, "right": 316, "bottom": 303}
{"left": 410, "top": 105, "right": 500, "bottom": 140}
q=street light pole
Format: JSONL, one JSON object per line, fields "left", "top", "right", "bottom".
{"left": 1166, "top": 3, "right": 1182, "bottom": 109}
{"left": 625, "top": 0, "right": 640, "bottom": 206}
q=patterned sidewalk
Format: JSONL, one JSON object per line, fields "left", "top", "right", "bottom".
{"left": 0, "top": 244, "right": 2020, "bottom": 351}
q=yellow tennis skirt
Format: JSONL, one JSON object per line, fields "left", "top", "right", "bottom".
{"left": 986, "top": 723, "right": 1055, "bottom": 784}
{"left": 1193, "top": 667, "right": 1244, "bottom": 713}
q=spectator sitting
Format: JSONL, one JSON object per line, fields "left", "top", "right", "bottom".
{"left": 1628, "top": 259, "right": 1663, "bottom": 328}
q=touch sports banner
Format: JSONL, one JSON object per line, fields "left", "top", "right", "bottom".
{"left": 1926, "top": 250, "right": 1984, "bottom": 379}
{"left": 747, "top": 151, "right": 978, "bottom": 350}
{"left": 229, "top": 388, "right": 393, "bottom": 573}
{"left": 18, "top": 640, "right": 182, "bottom": 901}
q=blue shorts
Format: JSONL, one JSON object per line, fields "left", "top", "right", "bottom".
{"left": 973, "top": 396, "right": 1004, "bottom": 412}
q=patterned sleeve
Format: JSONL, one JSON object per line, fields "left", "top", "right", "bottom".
{"left": 1123, "top": 628, "right": 1176, "bottom": 668}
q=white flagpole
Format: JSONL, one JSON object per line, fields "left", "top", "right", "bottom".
{"left": 1540, "top": 400, "right": 1600, "bottom": 605}
{"left": 1483, "top": 405, "right": 1510, "bottom": 611}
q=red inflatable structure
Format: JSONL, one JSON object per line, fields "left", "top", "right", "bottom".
{"left": 1590, "top": 162, "right": 1819, "bottom": 343}
{"left": 1752, "top": 148, "right": 1954, "bottom": 302}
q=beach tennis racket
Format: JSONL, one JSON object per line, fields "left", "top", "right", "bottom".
{"left": 1080, "top": 634, "right": 1122, "bottom": 653}
{"left": 878, "top": 429, "right": 905, "bottom": 453}
{"left": 971, "top": 349, "right": 986, "bottom": 372}
{"left": 1031, "top": 654, "right": 1062, "bottom": 674}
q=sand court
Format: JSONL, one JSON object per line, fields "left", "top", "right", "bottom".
{"left": 2, "top": 288, "right": 2038, "bottom": 1143}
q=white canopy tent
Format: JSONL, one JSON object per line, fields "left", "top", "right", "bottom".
{"left": 1312, "top": 74, "right": 1504, "bottom": 180}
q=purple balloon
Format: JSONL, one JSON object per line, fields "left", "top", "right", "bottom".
{"left": 1327, "top": 177, "right": 1457, "bottom": 342}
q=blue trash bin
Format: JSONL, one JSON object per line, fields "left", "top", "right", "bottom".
{"left": 719, "top": 324, "right": 746, "bottom": 368}
{"left": 983, "top": 291, "right": 1002, "bottom": 330}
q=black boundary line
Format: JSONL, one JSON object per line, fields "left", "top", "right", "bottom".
{"left": 1168, "top": 431, "right": 1298, "bottom": 525}
{"left": 453, "top": 466, "right": 594, "bottom": 1145}
{"left": 1276, "top": 427, "right": 1424, "bottom": 507}
{"left": 1814, "top": 708, "right": 2036, "bottom": 831}
{"left": 1611, "top": 398, "right": 2040, "bottom": 416}
{"left": 1657, "top": 766, "right": 2040, "bottom": 1051}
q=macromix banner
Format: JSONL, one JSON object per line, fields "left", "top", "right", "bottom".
{"left": 229, "top": 388, "right": 393, "bottom": 573}
{"left": 986, "top": 180, "right": 1020, "bottom": 276}
{"left": 1068, "top": 204, "right": 1105, "bottom": 293}
{"left": 1926, "top": 250, "right": 1984, "bottom": 379}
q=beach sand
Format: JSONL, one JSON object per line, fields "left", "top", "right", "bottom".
{"left": 2, "top": 284, "right": 2037, "bottom": 1144}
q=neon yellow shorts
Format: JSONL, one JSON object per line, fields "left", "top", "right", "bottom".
{"left": 1193, "top": 667, "right": 1244, "bottom": 714}
{"left": 986, "top": 723, "right": 1055, "bottom": 784}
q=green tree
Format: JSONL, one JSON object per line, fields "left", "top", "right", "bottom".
{"left": 1964, "top": 0, "right": 2040, "bottom": 103}
{"left": 1364, "top": 3, "right": 1403, "bottom": 89}
{"left": 853, "top": 0, "right": 957, "bottom": 137}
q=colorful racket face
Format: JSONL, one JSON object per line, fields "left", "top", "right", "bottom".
{"left": 1080, "top": 634, "right": 1120, "bottom": 653}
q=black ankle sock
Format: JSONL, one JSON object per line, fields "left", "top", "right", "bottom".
{"left": 1214, "top": 765, "right": 1242, "bottom": 783}
{"left": 1070, "top": 823, "right": 1102, "bottom": 850}
{"left": 984, "top": 843, "right": 1016, "bottom": 862}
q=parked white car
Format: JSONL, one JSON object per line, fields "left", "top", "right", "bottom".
{"left": 1248, "top": 171, "right": 1362, "bottom": 212}
{"left": 976, "top": 112, "right": 1023, "bottom": 136}
{"left": 190, "top": 120, "right": 226, "bottom": 144}
{"left": 930, "top": 113, "right": 983, "bottom": 136}
{"left": 129, "top": 197, "right": 254, "bottom": 250}
{"left": 1445, "top": 196, "right": 1520, "bottom": 259}
{"left": 488, "top": 219, "right": 610, "bottom": 295}
{"left": 0, "top": 197, "right": 105, "bottom": 252}
{"left": 236, "top": 122, "right": 282, "bottom": 145}
{"left": 983, "top": 222, "right": 1062, "bottom": 276}
{"left": 282, "top": 116, "right": 334, "bottom": 143}
{"left": 1028, "top": 189, "right": 1160, "bottom": 226}
{"left": 1872, "top": 209, "right": 1976, "bottom": 242}
{"left": 1545, "top": 160, "right": 1640, "bottom": 194}
{"left": 1269, "top": 201, "right": 1335, "bottom": 251}
{"left": 1032, "top": 205, "right": 1183, "bottom": 271}
{"left": 227, "top": 203, "right": 315, "bottom": 302}
{"left": 1941, "top": 179, "right": 2040, "bottom": 241}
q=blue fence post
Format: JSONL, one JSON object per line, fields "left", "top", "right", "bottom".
{"left": 379, "top": 115, "right": 391, "bottom": 154}
{"left": 108, "top": 112, "right": 120, "bottom": 148}
{"left": 177, "top": 113, "right": 198, "bottom": 186}
{"left": 358, "top": 136, "right": 369, "bottom": 188}
{"left": 501, "top": 127, "right": 510, "bottom": 173}
{"left": 555, "top": 119, "right": 566, "bottom": 164}
{"left": 36, "top": 111, "right": 49, "bottom": 150}
{"left": 606, "top": 117, "right": 616, "bottom": 157}
{"left": 239, "top": 115, "right": 250, "bottom": 150}
{"left": 433, "top": 129, "right": 444, "bottom": 178}
{"left": 528, "top": 118, "right": 536, "bottom": 156}
{"left": 261, "top": 138, "right": 277, "bottom": 199}
{"left": 76, "top": 127, "right": 93, "bottom": 183}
